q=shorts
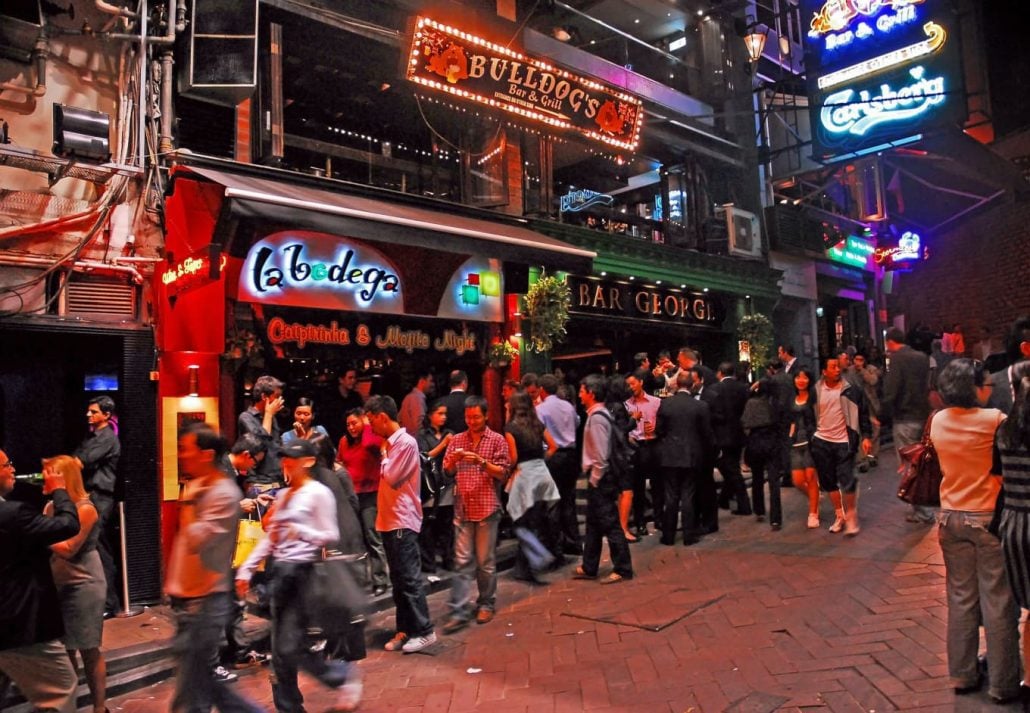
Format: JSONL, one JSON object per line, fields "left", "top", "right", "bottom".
{"left": 790, "top": 443, "right": 815, "bottom": 471}
{"left": 809, "top": 436, "right": 858, "bottom": 493}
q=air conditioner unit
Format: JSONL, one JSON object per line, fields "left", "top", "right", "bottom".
{"left": 721, "top": 204, "right": 763, "bottom": 259}
{"left": 56, "top": 274, "right": 138, "bottom": 321}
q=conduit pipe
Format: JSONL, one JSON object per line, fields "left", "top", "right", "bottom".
{"left": 0, "top": 30, "right": 49, "bottom": 98}
{"left": 95, "top": 0, "right": 139, "bottom": 21}
{"left": 0, "top": 252, "right": 144, "bottom": 284}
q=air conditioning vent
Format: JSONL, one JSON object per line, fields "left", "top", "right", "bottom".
{"left": 58, "top": 275, "right": 138, "bottom": 320}
{"left": 717, "top": 204, "right": 763, "bottom": 259}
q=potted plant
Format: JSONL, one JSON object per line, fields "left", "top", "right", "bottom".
{"left": 487, "top": 340, "right": 518, "bottom": 368}
{"left": 737, "top": 313, "right": 774, "bottom": 375}
{"left": 523, "top": 274, "right": 571, "bottom": 354}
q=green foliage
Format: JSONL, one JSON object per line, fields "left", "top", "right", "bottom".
{"left": 523, "top": 274, "right": 571, "bottom": 354}
{"left": 738, "top": 313, "right": 774, "bottom": 373}
{"left": 487, "top": 340, "right": 518, "bottom": 367}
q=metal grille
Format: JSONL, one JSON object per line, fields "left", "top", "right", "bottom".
{"left": 121, "top": 330, "right": 162, "bottom": 603}
{"left": 62, "top": 278, "right": 137, "bottom": 318}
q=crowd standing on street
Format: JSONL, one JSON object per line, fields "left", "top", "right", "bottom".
{"left": 7, "top": 314, "right": 1030, "bottom": 712}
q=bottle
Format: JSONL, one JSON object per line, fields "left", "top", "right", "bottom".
{"left": 15, "top": 472, "right": 44, "bottom": 485}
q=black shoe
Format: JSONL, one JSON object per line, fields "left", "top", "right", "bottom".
{"left": 770, "top": 522, "right": 782, "bottom": 531}
{"left": 212, "top": 665, "right": 238, "bottom": 683}
{"left": 731, "top": 508, "right": 753, "bottom": 516}
{"left": 634, "top": 525, "right": 649, "bottom": 538}
{"left": 682, "top": 537, "right": 700, "bottom": 546}
{"left": 659, "top": 537, "right": 675, "bottom": 546}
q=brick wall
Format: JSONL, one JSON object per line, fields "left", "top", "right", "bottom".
{"left": 887, "top": 198, "right": 1030, "bottom": 344}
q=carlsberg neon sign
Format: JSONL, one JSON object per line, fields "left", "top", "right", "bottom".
{"left": 821, "top": 65, "right": 944, "bottom": 137}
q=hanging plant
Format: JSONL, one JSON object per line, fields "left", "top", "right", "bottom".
{"left": 487, "top": 340, "right": 518, "bottom": 368}
{"left": 738, "top": 313, "right": 774, "bottom": 374}
{"left": 523, "top": 274, "right": 571, "bottom": 354}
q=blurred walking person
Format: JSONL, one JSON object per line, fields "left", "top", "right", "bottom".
{"left": 167, "top": 423, "right": 262, "bottom": 713}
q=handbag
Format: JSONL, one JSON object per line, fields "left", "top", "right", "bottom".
{"left": 897, "top": 411, "right": 942, "bottom": 507}
{"left": 305, "top": 550, "right": 369, "bottom": 638}
{"left": 232, "top": 509, "right": 267, "bottom": 570}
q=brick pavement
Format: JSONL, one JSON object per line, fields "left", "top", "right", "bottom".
{"left": 104, "top": 450, "right": 1027, "bottom": 712}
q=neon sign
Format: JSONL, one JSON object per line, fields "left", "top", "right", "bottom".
{"left": 560, "top": 189, "right": 614, "bottom": 213}
{"left": 266, "top": 318, "right": 478, "bottom": 355}
{"left": 821, "top": 65, "right": 945, "bottom": 137}
{"left": 162, "top": 247, "right": 227, "bottom": 299}
{"left": 823, "top": 4, "right": 921, "bottom": 50}
{"left": 239, "top": 232, "right": 403, "bottom": 314}
{"left": 874, "top": 230, "right": 927, "bottom": 267}
{"left": 809, "top": 0, "right": 925, "bottom": 37}
{"left": 817, "top": 22, "right": 945, "bottom": 89}
{"left": 827, "top": 235, "right": 875, "bottom": 269}
{"left": 405, "top": 17, "right": 643, "bottom": 151}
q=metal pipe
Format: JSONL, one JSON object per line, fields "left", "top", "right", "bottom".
{"left": 158, "top": 50, "right": 174, "bottom": 154}
{"left": 0, "top": 28, "right": 48, "bottom": 98}
{"left": 0, "top": 253, "right": 145, "bottom": 284}
{"left": 95, "top": 0, "right": 139, "bottom": 21}
{"left": 108, "top": 0, "right": 177, "bottom": 45}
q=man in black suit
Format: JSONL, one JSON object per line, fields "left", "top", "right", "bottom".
{"left": 711, "top": 362, "right": 752, "bottom": 516}
{"left": 778, "top": 345, "right": 801, "bottom": 376}
{"left": 0, "top": 449, "right": 81, "bottom": 713}
{"left": 440, "top": 370, "right": 470, "bottom": 435}
{"left": 654, "top": 370, "right": 715, "bottom": 545}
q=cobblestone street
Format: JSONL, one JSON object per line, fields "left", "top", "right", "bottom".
{"left": 104, "top": 450, "right": 1026, "bottom": 712}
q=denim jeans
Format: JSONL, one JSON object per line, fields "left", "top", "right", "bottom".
{"left": 448, "top": 511, "right": 500, "bottom": 618}
{"left": 171, "top": 593, "right": 263, "bottom": 713}
{"left": 268, "top": 561, "right": 352, "bottom": 713}
{"left": 381, "top": 528, "right": 433, "bottom": 637}
{"left": 357, "top": 492, "right": 389, "bottom": 588}
{"left": 938, "top": 510, "right": 1021, "bottom": 699}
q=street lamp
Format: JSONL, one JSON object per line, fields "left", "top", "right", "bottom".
{"left": 742, "top": 20, "right": 768, "bottom": 64}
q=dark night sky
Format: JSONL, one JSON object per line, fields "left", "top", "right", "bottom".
{"left": 982, "top": 1, "right": 1030, "bottom": 137}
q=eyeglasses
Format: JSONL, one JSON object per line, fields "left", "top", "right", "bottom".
{"left": 0, "top": 460, "right": 13, "bottom": 469}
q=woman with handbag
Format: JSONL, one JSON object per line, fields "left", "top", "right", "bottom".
{"left": 788, "top": 368, "right": 821, "bottom": 529}
{"left": 417, "top": 400, "right": 455, "bottom": 574}
{"left": 504, "top": 392, "right": 560, "bottom": 583}
{"left": 931, "top": 358, "right": 1021, "bottom": 703}
{"left": 236, "top": 440, "right": 362, "bottom": 713}
{"left": 995, "top": 361, "right": 1030, "bottom": 698}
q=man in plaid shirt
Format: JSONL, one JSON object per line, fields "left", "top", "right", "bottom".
{"left": 440, "top": 395, "right": 511, "bottom": 633}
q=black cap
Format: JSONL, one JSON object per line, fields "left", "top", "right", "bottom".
{"left": 280, "top": 440, "right": 317, "bottom": 459}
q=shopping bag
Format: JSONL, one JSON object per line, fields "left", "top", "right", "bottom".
{"left": 305, "top": 552, "right": 369, "bottom": 636}
{"left": 232, "top": 517, "right": 266, "bottom": 569}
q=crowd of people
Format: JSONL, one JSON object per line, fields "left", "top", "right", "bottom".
{"left": 3, "top": 315, "right": 1030, "bottom": 711}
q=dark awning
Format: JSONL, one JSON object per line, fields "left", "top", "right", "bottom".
{"left": 175, "top": 164, "right": 595, "bottom": 274}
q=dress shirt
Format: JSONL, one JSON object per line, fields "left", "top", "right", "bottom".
{"left": 535, "top": 394, "right": 579, "bottom": 448}
{"left": 398, "top": 388, "right": 427, "bottom": 435}
{"left": 165, "top": 474, "right": 241, "bottom": 598}
{"left": 236, "top": 479, "right": 338, "bottom": 582}
{"left": 74, "top": 426, "right": 120, "bottom": 494}
{"left": 376, "top": 427, "right": 423, "bottom": 533}
{"left": 444, "top": 427, "right": 511, "bottom": 521}
{"left": 625, "top": 393, "right": 660, "bottom": 441}
{"left": 581, "top": 403, "right": 611, "bottom": 486}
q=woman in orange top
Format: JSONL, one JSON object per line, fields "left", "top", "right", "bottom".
{"left": 931, "top": 359, "right": 1020, "bottom": 703}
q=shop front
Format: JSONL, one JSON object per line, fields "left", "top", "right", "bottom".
{"left": 559, "top": 274, "right": 730, "bottom": 375}
{"left": 154, "top": 158, "right": 593, "bottom": 554}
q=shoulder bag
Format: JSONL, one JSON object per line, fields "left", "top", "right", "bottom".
{"left": 897, "top": 410, "right": 942, "bottom": 507}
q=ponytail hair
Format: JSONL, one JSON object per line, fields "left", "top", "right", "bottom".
{"left": 999, "top": 363, "right": 1030, "bottom": 452}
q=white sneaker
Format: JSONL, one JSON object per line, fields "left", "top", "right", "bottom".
{"left": 807, "top": 514, "right": 820, "bottom": 529}
{"left": 334, "top": 669, "right": 363, "bottom": 712}
{"left": 828, "top": 516, "right": 845, "bottom": 533}
{"left": 401, "top": 631, "right": 437, "bottom": 653}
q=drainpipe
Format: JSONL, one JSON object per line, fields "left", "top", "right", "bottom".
{"left": 108, "top": 0, "right": 181, "bottom": 45}
{"left": 0, "top": 28, "right": 49, "bottom": 98}
{"left": 158, "top": 50, "right": 174, "bottom": 153}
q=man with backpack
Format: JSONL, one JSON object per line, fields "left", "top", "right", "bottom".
{"left": 573, "top": 375, "right": 633, "bottom": 584}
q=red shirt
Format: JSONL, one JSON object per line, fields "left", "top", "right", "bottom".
{"left": 337, "top": 426, "right": 384, "bottom": 494}
{"left": 444, "top": 427, "right": 511, "bottom": 522}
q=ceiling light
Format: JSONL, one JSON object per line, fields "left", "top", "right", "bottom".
{"left": 600, "top": 271, "right": 607, "bottom": 276}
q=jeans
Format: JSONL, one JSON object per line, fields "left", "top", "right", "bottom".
{"left": 357, "top": 492, "right": 389, "bottom": 588}
{"left": 171, "top": 594, "right": 263, "bottom": 713}
{"left": 448, "top": 511, "right": 500, "bottom": 618}
{"left": 419, "top": 502, "right": 455, "bottom": 572}
{"left": 269, "top": 561, "right": 352, "bottom": 713}
{"left": 582, "top": 487, "right": 633, "bottom": 578}
{"left": 381, "top": 528, "right": 433, "bottom": 637}
{"left": 938, "top": 511, "right": 1021, "bottom": 699}
{"left": 894, "top": 420, "right": 935, "bottom": 521}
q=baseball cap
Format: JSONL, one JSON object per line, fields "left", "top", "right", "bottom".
{"left": 280, "top": 440, "right": 317, "bottom": 459}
